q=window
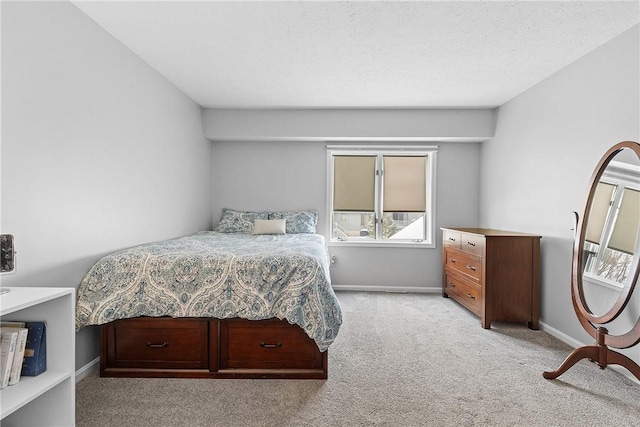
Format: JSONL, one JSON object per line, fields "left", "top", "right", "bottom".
{"left": 327, "top": 146, "right": 437, "bottom": 246}
{"left": 583, "top": 161, "right": 640, "bottom": 287}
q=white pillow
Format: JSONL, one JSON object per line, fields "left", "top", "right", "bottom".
{"left": 252, "top": 219, "right": 286, "bottom": 235}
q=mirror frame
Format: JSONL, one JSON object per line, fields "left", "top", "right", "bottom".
{"left": 573, "top": 140, "right": 640, "bottom": 349}
{"left": 544, "top": 141, "right": 640, "bottom": 381}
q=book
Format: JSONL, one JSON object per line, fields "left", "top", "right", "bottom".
{"left": 0, "top": 321, "right": 25, "bottom": 328}
{"left": 0, "top": 328, "right": 19, "bottom": 389}
{"left": 1, "top": 324, "right": 29, "bottom": 385}
{"left": 21, "top": 321, "right": 47, "bottom": 376}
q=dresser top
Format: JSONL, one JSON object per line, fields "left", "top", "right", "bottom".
{"left": 441, "top": 227, "right": 541, "bottom": 238}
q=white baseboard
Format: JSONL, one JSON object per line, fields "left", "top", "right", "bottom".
{"left": 75, "top": 357, "right": 100, "bottom": 383}
{"left": 332, "top": 285, "right": 440, "bottom": 293}
{"left": 539, "top": 320, "right": 584, "bottom": 348}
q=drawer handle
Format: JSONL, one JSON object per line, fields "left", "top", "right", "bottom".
{"left": 467, "top": 241, "right": 476, "bottom": 247}
{"left": 448, "top": 237, "right": 456, "bottom": 242}
{"left": 448, "top": 282, "right": 455, "bottom": 288}
{"left": 466, "top": 292, "right": 476, "bottom": 300}
{"left": 260, "top": 341, "right": 283, "bottom": 349}
{"left": 146, "top": 341, "right": 169, "bottom": 348}
{"left": 450, "top": 258, "right": 457, "bottom": 263}
{"left": 466, "top": 265, "right": 476, "bottom": 271}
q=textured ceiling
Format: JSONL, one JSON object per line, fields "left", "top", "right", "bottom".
{"left": 73, "top": 1, "right": 639, "bottom": 108}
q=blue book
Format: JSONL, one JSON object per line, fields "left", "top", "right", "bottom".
{"left": 21, "top": 321, "right": 46, "bottom": 376}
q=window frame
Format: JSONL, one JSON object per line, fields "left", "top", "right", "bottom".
{"left": 326, "top": 145, "right": 438, "bottom": 248}
{"left": 583, "top": 160, "right": 640, "bottom": 290}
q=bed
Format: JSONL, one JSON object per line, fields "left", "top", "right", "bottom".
{"left": 76, "top": 209, "right": 342, "bottom": 379}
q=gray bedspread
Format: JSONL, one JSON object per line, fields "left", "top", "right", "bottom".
{"left": 75, "top": 232, "right": 342, "bottom": 351}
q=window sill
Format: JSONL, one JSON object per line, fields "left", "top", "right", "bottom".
{"left": 583, "top": 274, "right": 624, "bottom": 291}
{"left": 328, "top": 240, "right": 435, "bottom": 249}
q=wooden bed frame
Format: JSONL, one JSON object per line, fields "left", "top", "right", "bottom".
{"left": 100, "top": 316, "right": 328, "bottom": 379}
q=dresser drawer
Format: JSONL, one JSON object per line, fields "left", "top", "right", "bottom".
{"left": 443, "top": 229, "right": 462, "bottom": 249}
{"left": 445, "top": 272, "right": 482, "bottom": 316}
{"left": 459, "top": 232, "right": 485, "bottom": 256}
{"left": 104, "top": 317, "right": 209, "bottom": 369}
{"left": 220, "top": 319, "right": 324, "bottom": 370}
{"left": 444, "top": 248, "right": 482, "bottom": 282}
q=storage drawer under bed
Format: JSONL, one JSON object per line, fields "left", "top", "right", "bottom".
{"left": 219, "top": 318, "right": 325, "bottom": 370}
{"left": 102, "top": 317, "right": 209, "bottom": 370}
{"left": 100, "top": 317, "right": 328, "bottom": 379}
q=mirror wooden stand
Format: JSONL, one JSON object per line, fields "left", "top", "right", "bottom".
{"left": 544, "top": 141, "right": 640, "bottom": 381}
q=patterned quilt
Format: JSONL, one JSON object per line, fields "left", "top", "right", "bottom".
{"left": 75, "top": 232, "right": 342, "bottom": 351}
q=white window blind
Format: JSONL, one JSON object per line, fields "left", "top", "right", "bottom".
{"left": 586, "top": 182, "right": 615, "bottom": 244}
{"left": 383, "top": 156, "right": 426, "bottom": 213}
{"left": 608, "top": 187, "right": 640, "bottom": 254}
{"left": 333, "top": 156, "right": 376, "bottom": 212}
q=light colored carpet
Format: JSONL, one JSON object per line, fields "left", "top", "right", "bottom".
{"left": 76, "top": 291, "right": 640, "bottom": 426}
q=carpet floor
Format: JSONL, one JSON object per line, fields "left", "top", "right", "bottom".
{"left": 76, "top": 291, "right": 640, "bottom": 426}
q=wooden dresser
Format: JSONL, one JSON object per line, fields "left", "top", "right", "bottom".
{"left": 441, "top": 227, "right": 541, "bottom": 330}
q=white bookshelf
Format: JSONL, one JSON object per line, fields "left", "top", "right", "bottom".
{"left": 0, "top": 287, "right": 75, "bottom": 426}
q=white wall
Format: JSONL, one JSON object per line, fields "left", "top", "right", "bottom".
{"left": 213, "top": 138, "right": 482, "bottom": 292}
{"left": 1, "top": 2, "right": 213, "bottom": 369}
{"left": 480, "top": 25, "right": 640, "bottom": 363}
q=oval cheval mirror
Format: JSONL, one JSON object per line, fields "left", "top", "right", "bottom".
{"left": 544, "top": 140, "right": 640, "bottom": 381}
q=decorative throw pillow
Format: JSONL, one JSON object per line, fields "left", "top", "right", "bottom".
{"left": 214, "top": 208, "right": 268, "bottom": 233}
{"left": 252, "top": 219, "right": 287, "bottom": 235}
{"left": 269, "top": 210, "right": 318, "bottom": 234}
